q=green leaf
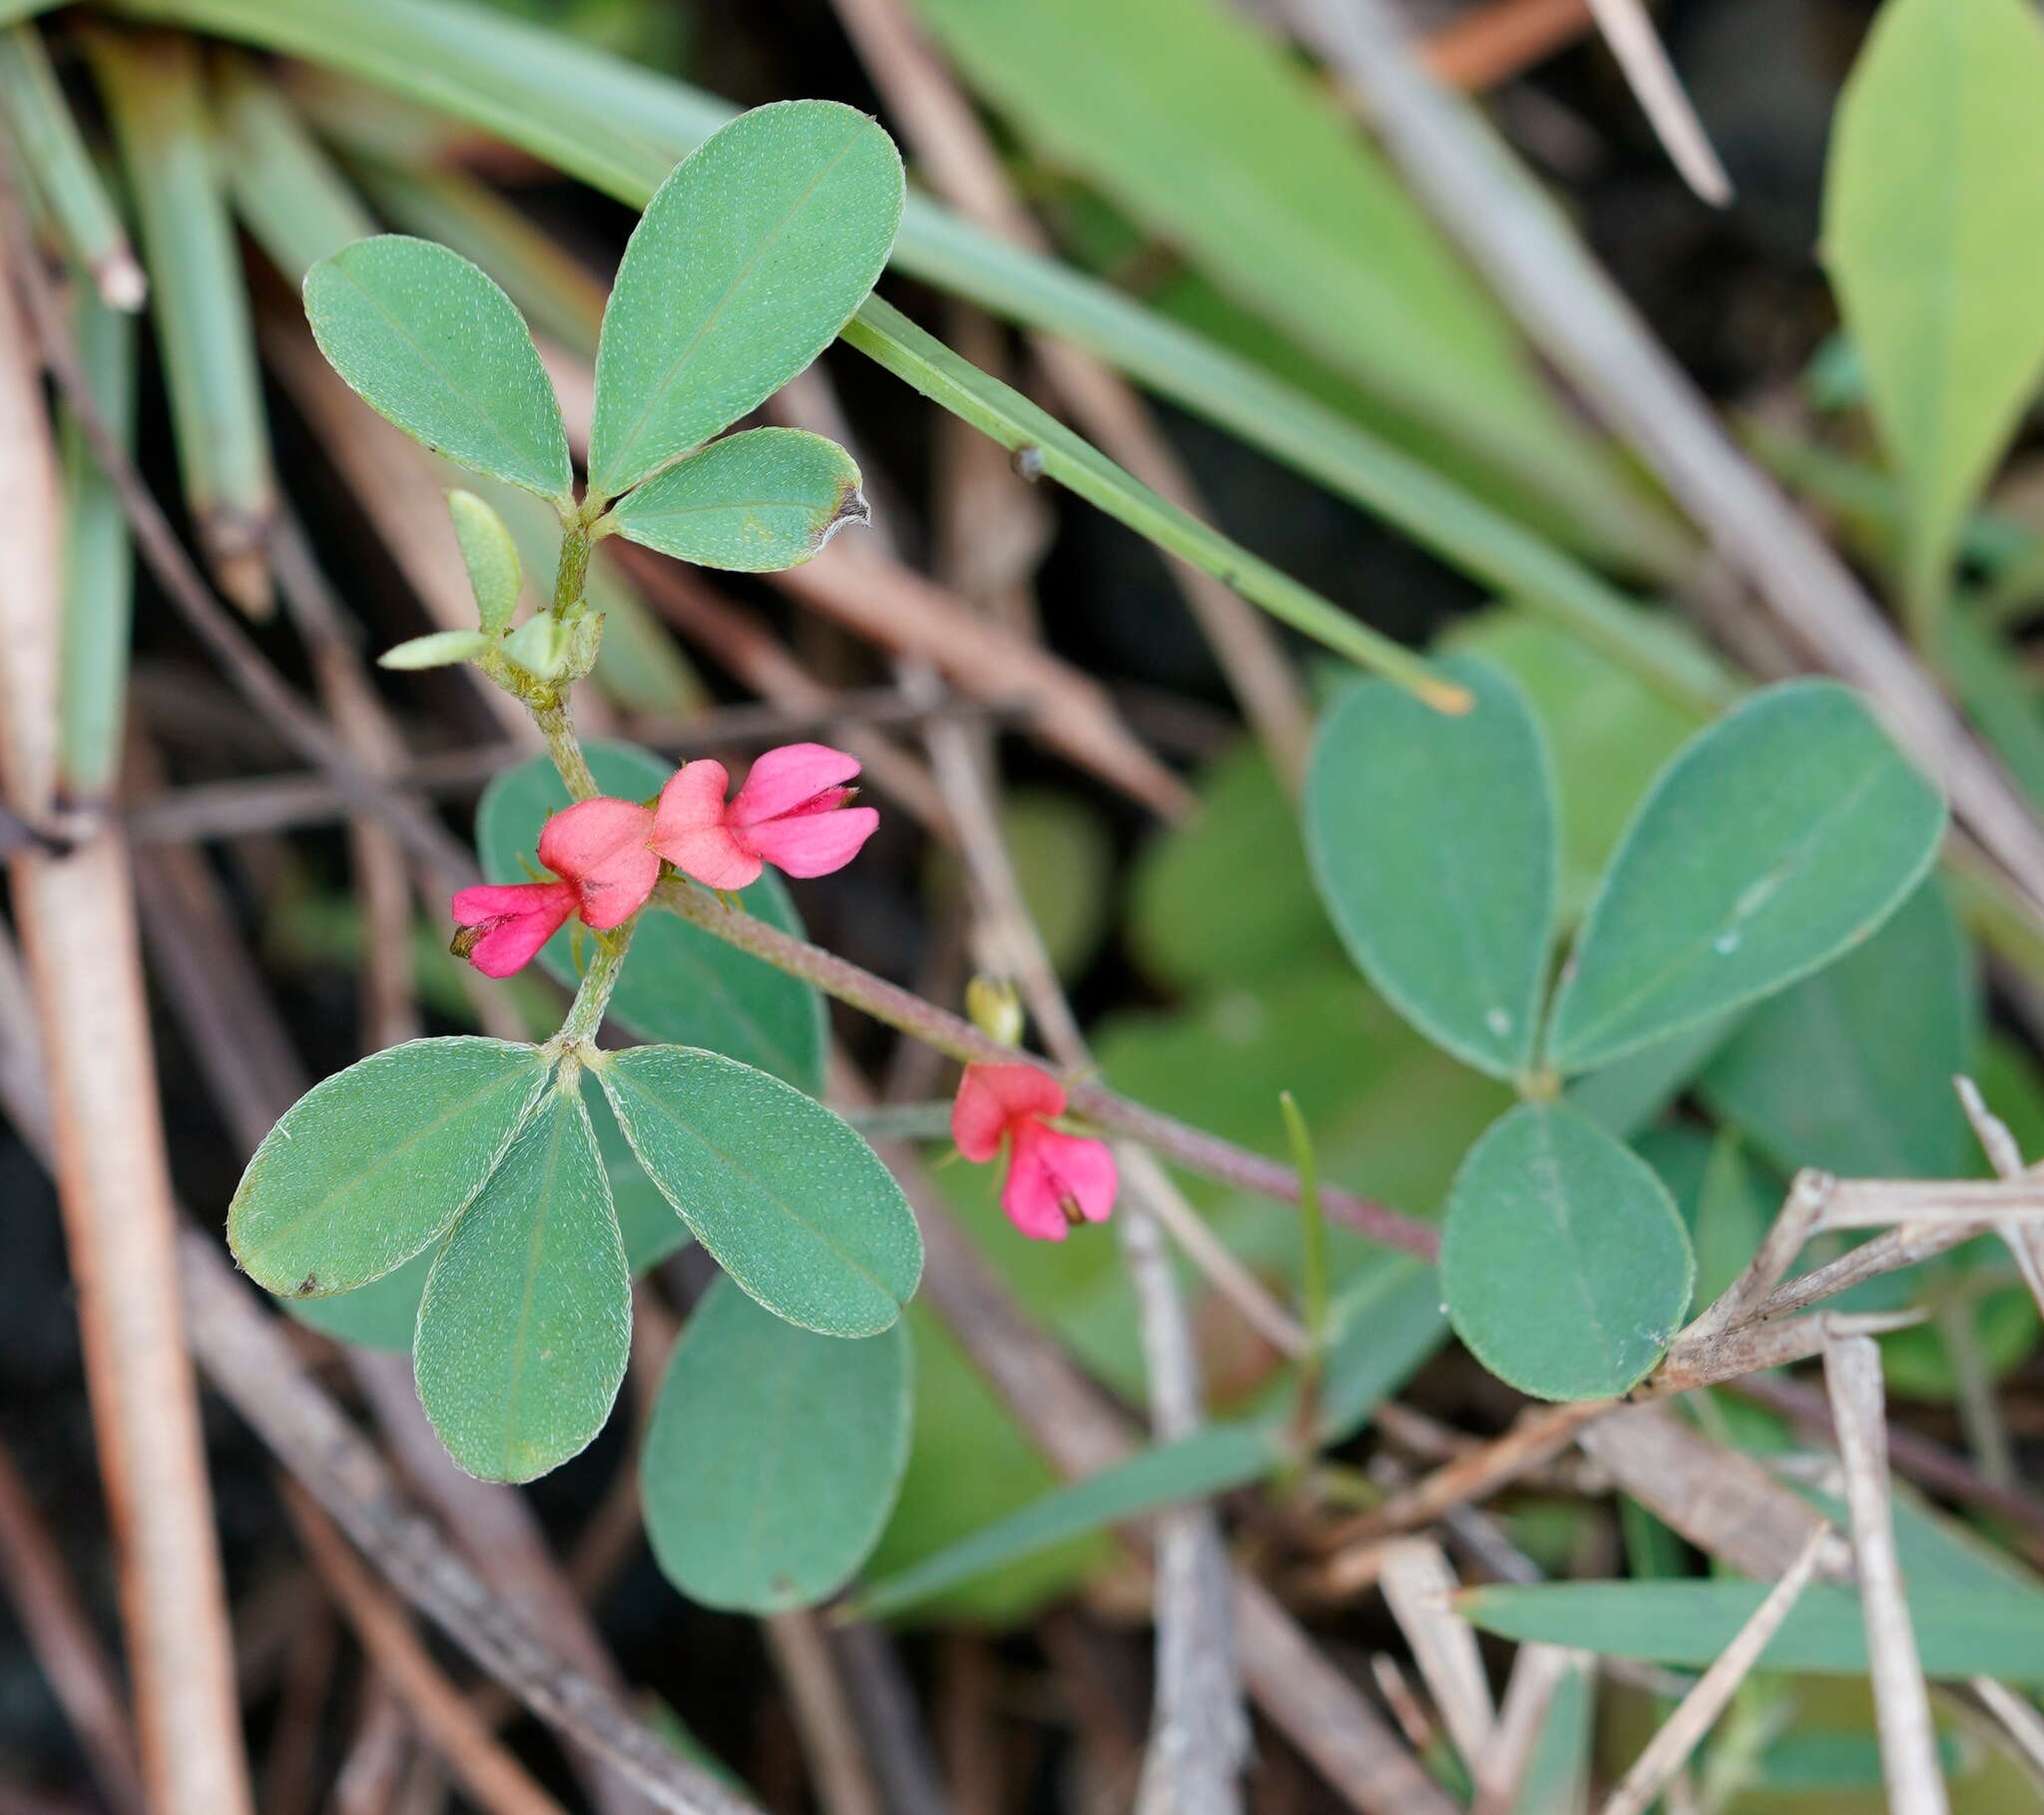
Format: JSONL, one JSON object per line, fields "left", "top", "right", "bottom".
{"left": 605, "top": 428, "right": 867, "bottom": 572}
{"left": 1441, "top": 1103, "right": 1694, "bottom": 1401}
{"left": 1822, "top": 0, "right": 2044, "bottom": 632}
{"left": 1304, "top": 658, "right": 1558, "bottom": 1079}
{"left": 596, "top": 1045, "right": 921, "bottom": 1337}
{"left": 414, "top": 1084, "right": 630, "bottom": 1482}
{"left": 589, "top": 101, "right": 902, "bottom": 498}
{"left": 1699, "top": 879, "right": 1974, "bottom": 1178}
{"left": 447, "top": 487, "right": 523, "bottom": 634}
{"left": 1129, "top": 741, "right": 1335, "bottom": 991}
{"left": 379, "top": 628, "right": 490, "bottom": 670}
{"left": 1544, "top": 681, "right": 1946, "bottom": 1075}
{"left": 642, "top": 1276, "right": 910, "bottom": 1611}
{"left": 284, "top": 1077, "right": 684, "bottom": 1352}
{"left": 477, "top": 742, "right": 825, "bottom": 1092}
{"left": 304, "top": 233, "right": 571, "bottom": 500}
{"left": 858, "top": 1257, "right": 1442, "bottom": 1615}
{"left": 229, "top": 1037, "right": 551, "bottom": 1297}
{"left": 1461, "top": 1580, "right": 2044, "bottom": 1684}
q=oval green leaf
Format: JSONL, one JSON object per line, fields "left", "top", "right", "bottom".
{"left": 229, "top": 1037, "right": 551, "bottom": 1298}
{"left": 414, "top": 1084, "right": 631, "bottom": 1483}
{"left": 1822, "top": 0, "right": 2044, "bottom": 627}
{"left": 596, "top": 1045, "right": 922, "bottom": 1336}
{"left": 1303, "top": 657, "right": 1558, "bottom": 1079}
{"left": 642, "top": 1276, "right": 911, "bottom": 1611}
{"left": 304, "top": 234, "right": 572, "bottom": 500}
{"left": 589, "top": 101, "right": 903, "bottom": 498}
{"left": 1699, "top": 878, "right": 1975, "bottom": 1178}
{"left": 284, "top": 1079, "right": 685, "bottom": 1353}
{"left": 477, "top": 741, "right": 825, "bottom": 1093}
{"left": 606, "top": 428, "right": 867, "bottom": 572}
{"left": 1440, "top": 1102, "right": 1694, "bottom": 1402}
{"left": 1544, "top": 680, "right": 1946, "bottom": 1075}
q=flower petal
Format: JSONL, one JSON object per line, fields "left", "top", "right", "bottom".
{"left": 950, "top": 1062, "right": 1066, "bottom": 1162}
{"left": 537, "top": 797, "right": 661, "bottom": 930}
{"left": 1000, "top": 1127, "right": 1075, "bottom": 1241}
{"left": 1028, "top": 1127, "right": 1118, "bottom": 1225}
{"left": 660, "top": 824, "right": 763, "bottom": 891}
{"left": 746, "top": 804, "right": 879, "bottom": 879}
{"left": 731, "top": 742, "right": 861, "bottom": 825}
{"left": 651, "top": 759, "right": 733, "bottom": 845}
{"left": 449, "top": 881, "right": 574, "bottom": 978}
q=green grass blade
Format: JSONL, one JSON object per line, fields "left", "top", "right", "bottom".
{"left": 0, "top": 23, "right": 145, "bottom": 308}
{"left": 215, "top": 53, "right": 377, "bottom": 270}
{"left": 56, "top": 280, "right": 136, "bottom": 799}
{"left": 89, "top": 25, "right": 275, "bottom": 614}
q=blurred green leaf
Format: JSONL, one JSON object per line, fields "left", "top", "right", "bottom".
{"left": 229, "top": 1038, "right": 550, "bottom": 1298}
{"left": 1463, "top": 1580, "right": 2044, "bottom": 1682}
{"left": 1823, "top": 0, "right": 2044, "bottom": 634}
{"left": 590, "top": 101, "right": 902, "bottom": 497}
{"left": 1699, "top": 879, "right": 1975, "bottom": 1178}
{"left": 414, "top": 1083, "right": 630, "bottom": 1482}
{"left": 1546, "top": 681, "right": 1947, "bottom": 1074}
{"left": 1441, "top": 1104, "right": 1694, "bottom": 1401}
{"left": 304, "top": 233, "right": 572, "bottom": 499}
{"left": 597, "top": 1045, "right": 921, "bottom": 1337}
{"left": 1129, "top": 742, "right": 1333, "bottom": 991}
{"left": 643, "top": 1276, "right": 911, "bottom": 1611}
{"left": 865, "top": 1307, "right": 1111, "bottom": 1625}
{"left": 606, "top": 428, "right": 866, "bottom": 572}
{"left": 478, "top": 742, "right": 825, "bottom": 1092}
{"left": 1508, "top": 1653, "right": 1595, "bottom": 1815}
{"left": 1305, "top": 659, "right": 1557, "bottom": 1079}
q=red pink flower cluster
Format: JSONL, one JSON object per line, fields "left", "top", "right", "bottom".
{"left": 451, "top": 742, "right": 877, "bottom": 978}
{"left": 454, "top": 740, "right": 1116, "bottom": 1239}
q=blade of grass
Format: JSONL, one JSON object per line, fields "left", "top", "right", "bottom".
{"left": 213, "top": 52, "right": 377, "bottom": 260}
{"left": 87, "top": 25, "right": 274, "bottom": 614}
{"left": 113, "top": 0, "right": 1726, "bottom": 709}
{"left": 846, "top": 297, "right": 1466, "bottom": 707}
{"left": 56, "top": 274, "right": 136, "bottom": 802}
{"left": 0, "top": 23, "right": 145, "bottom": 307}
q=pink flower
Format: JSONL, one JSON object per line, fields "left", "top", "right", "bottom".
{"left": 951, "top": 1062, "right": 1117, "bottom": 1242}
{"left": 650, "top": 742, "right": 879, "bottom": 891}
{"left": 451, "top": 796, "right": 660, "bottom": 977}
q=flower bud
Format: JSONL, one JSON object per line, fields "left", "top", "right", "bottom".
{"left": 965, "top": 975, "right": 1025, "bottom": 1048}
